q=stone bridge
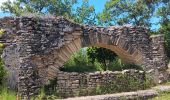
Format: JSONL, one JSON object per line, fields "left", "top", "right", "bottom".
{"left": 0, "top": 16, "right": 168, "bottom": 99}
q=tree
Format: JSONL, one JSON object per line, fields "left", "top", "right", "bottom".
{"left": 0, "top": 0, "right": 77, "bottom": 17}
{"left": 157, "top": 0, "right": 170, "bottom": 58}
{"left": 156, "top": 0, "right": 170, "bottom": 58}
{"left": 87, "top": 46, "right": 117, "bottom": 71}
{"left": 97, "top": 0, "right": 153, "bottom": 27}
{"left": 158, "top": 20, "right": 170, "bottom": 58}
{"left": 0, "top": 0, "right": 96, "bottom": 25}
{"left": 74, "top": 0, "right": 96, "bottom": 25}
{"left": 97, "top": 0, "right": 170, "bottom": 27}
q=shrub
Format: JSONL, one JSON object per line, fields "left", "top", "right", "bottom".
{"left": 60, "top": 48, "right": 102, "bottom": 72}
{"left": 108, "top": 58, "right": 143, "bottom": 71}
{"left": 0, "top": 60, "right": 6, "bottom": 85}
{"left": 0, "top": 47, "right": 6, "bottom": 89}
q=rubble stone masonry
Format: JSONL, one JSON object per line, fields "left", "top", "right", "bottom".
{"left": 56, "top": 70, "right": 145, "bottom": 98}
{"left": 0, "top": 16, "right": 168, "bottom": 98}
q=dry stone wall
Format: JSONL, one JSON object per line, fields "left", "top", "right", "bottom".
{"left": 150, "top": 35, "right": 169, "bottom": 83}
{"left": 0, "top": 16, "right": 168, "bottom": 98}
{"left": 56, "top": 70, "right": 145, "bottom": 98}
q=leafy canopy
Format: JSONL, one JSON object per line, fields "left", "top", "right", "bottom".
{"left": 87, "top": 47, "right": 117, "bottom": 71}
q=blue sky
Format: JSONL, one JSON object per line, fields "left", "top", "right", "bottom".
{"left": 88, "top": 0, "right": 107, "bottom": 13}
{"left": 0, "top": 0, "right": 107, "bottom": 17}
{"left": 0, "top": 0, "right": 160, "bottom": 30}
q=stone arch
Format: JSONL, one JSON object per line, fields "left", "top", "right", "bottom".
{"left": 0, "top": 16, "right": 168, "bottom": 98}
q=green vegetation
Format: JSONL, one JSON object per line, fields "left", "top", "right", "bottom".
{"left": 60, "top": 48, "right": 142, "bottom": 72}
{"left": 0, "top": 87, "right": 16, "bottom": 100}
{"left": 158, "top": 20, "right": 170, "bottom": 58}
{"left": 151, "top": 80, "right": 170, "bottom": 100}
{"left": 60, "top": 48, "right": 103, "bottom": 72}
{"left": 0, "top": 34, "right": 6, "bottom": 90}
{"left": 0, "top": 60, "right": 6, "bottom": 87}
{"left": 153, "top": 92, "right": 170, "bottom": 100}
{"left": 108, "top": 58, "right": 143, "bottom": 71}
{"left": 151, "top": 89, "right": 170, "bottom": 100}
{"left": 87, "top": 47, "right": 117, "bottom": 71}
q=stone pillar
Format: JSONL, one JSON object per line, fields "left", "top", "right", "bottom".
{"left": 18, "top": 58, "right": 41, "bottom": 99}
{"left": 151, "top": 34, "right": 169, "bottom": 83}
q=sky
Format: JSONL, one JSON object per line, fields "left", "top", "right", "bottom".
{"left": 0, "top": 0, "right": 160, "bottom": 30}
{"left": 0, "top": 0, "right": 14, "bottom": 17}
{"left": 0, "top": 0, "right": 107, "bottom": 17}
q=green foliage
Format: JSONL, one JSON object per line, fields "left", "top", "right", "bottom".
{"left": 93, "top": 76, "right": 153, "bottom": 94}
{"left": 87, "top": 47, "right": 117, "bottom": 71}
{"left": 0, "top": 0, "right": 77, "bottom": 17}
{"left": 44, "top": 78, "right": 58, "bottom": 96}
{"left": 30, "top": 88, "right": 52, "bottom": 100}
{"left": 152, "top": 91, "right": 170, "bottom": 100}
{"left": 156, "top": 0, "right": 170, "bottom": 22}
{"left": 0, "top": 59, "right": 6, "bottom": 86}
{"left": 97, "top": 0, "right": 153, "bottom": 27}
{"left": 155, "top": 0, "right": 170, "bottom": 58}
{"left": 0, "top": 29, "right": 7, "bottom": 92}
{"left": 0, "top": 0, "right": 96, "bottom": 25}
{"left": 61, "top": 47, "right": 142, "bottom": 72}
{"left": 158, "top": 20, "right": 170, "bottom": 58}
{"left": 0, "top": 43, "right": 6, "bottom": 88}
{"left": 60, "top": 48, "right": 102, "bottom": 72}
{"left": 74, "top": 0, "right": 96, "bottom": 25}
{"left": 0, "top": 87, "right": 16, "bottom": 100}
{"left": 108, "top": 58, "right": 143, "bottom": 71}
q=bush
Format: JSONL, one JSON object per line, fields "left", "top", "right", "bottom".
{"left": 0, "top": 60, "right": 6, "bottom": 86}
{"left": 108, "top": 58, "right": 143, "bottom": 71}
{"left": 60, "top": 48, "right": 102, "bottom": 72}
{"left": 158, "top": 20, "right": 170, "bottom": 59}
{"left": 0, "top": 47, "right": 6, "bottom": 89}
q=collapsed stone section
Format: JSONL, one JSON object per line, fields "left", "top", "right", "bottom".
{"left": 0, "top": 16, "right": 168, "bottom": 98}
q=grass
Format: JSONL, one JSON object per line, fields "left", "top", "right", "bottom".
{"left": 151, "top": 80, "right": 170, "bottom": 100}
{"left": 0, "top": 87, "right": 17, "bottom": 100}
{"left": 0, "top": 87, "right": 58, "bottom": 100}
{"left": 152, "top": 92, "right": 170, "bottom": 100}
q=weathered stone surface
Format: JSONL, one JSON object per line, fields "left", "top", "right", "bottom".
{"left": 63, "top": 85, "right": 170, "bottom": 100}
{"left": 0, "top": 16, "right": 168, "bottom": 98}
{"left": 152, "top": 85, "right": 170, "bottom": 92}
{"left": 56, "top": 69, "right": 145, "bottom": 98}
{"left": 63, "top": 89, "right": 158, "bottom": 100}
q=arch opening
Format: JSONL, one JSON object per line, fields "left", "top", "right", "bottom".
{"left": 59, "top": 46, "right": 143, "bottom": 73}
